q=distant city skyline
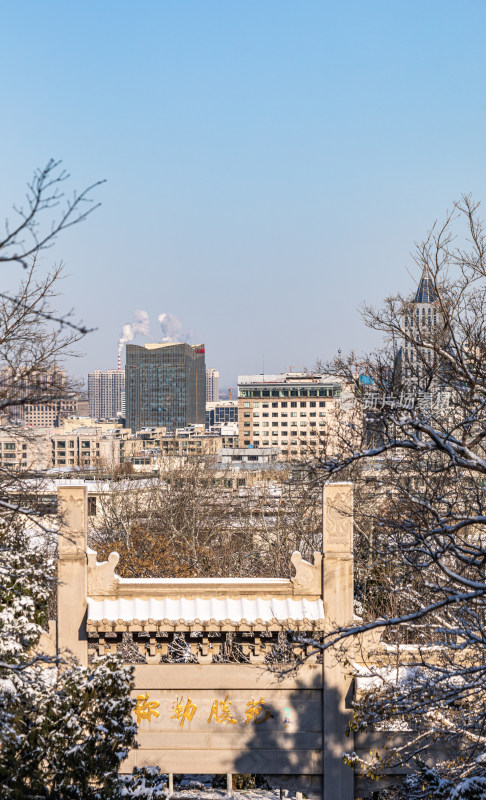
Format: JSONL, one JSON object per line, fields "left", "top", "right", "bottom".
{"left": 1, "top": 2, "right": 485, "bottom": 388}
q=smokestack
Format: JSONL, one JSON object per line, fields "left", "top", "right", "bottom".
{"left": 118, "top": 352, "right": 121, "bottom": 371}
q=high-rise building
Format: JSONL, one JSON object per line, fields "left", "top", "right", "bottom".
{"left": 238, "top": 372, "right": 344, "bottom": 457}
{"left": 0, "top": 366, "right": 76, "bottom": 427}
{"left": 402, "top": 272, "right": 444, "bottom": 387}
{"left": 206, "top": 368, "right": 219, "bottom": 402}
{"left": 88, "top": 370, "right": 125, "bottom": 420}
{"left": 125, "top": 343, "right": 206, "bottom": 432}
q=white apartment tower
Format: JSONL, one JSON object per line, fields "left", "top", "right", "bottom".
{"left": 206, "top": 368, "right": 220, "bottom": 403}
{"left": 88, "top": 370, "right": 125, "bottom": 420}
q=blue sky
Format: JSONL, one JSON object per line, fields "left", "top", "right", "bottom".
{"left": 1, "top": 1, "right": 485, "bottom": 387}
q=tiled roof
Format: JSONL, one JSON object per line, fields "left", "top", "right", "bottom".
{"left": 87, "top": 596, "right": 324, "bottom": 629}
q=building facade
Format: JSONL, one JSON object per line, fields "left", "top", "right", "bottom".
{"left": 238, "top": 373, "right": 343, "bottom": 457}
{"left": 206, "top": 368, "right": 219, "bottom": 402}
{"left": 0, "top": 366, "right": 76, "bottom": 427}
{"left": 88, "top": 369, "right": 125, "bottom": 420}
{"left": 125, "top": 343, "right": 206, "bottom": 432}
{"left": 206, "top": 399, "right": 238, "bottom": 428}
{"left": 402, "top": 272, "right": 443, "bottom": 387}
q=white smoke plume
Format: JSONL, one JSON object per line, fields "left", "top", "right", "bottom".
{"left": 118, "top": 309, "right": 150, "bottom": 355}
{"left": 158, "top": 312, "right": 185, "bottom": 343}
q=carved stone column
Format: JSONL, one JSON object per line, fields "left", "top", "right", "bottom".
{"left": 57, "top": 486, "right": 88, "bottom": 665}
{"left": 322, "top": 482, "right": 354, "bottom": 800}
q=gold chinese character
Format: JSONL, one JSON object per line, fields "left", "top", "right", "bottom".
{"left": 134, "top": 692, "right": 160, "bottom": 724}
{"left": 207, "top": 694, "right": 238, "bottom": 725}
{"left": 245, "top": 696, "right": 272, "bottom": 725}
{"left": 171, "top": 696, "right": 198, "bottom": 728}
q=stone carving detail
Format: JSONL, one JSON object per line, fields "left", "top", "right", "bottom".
{"left": 290, "top": 551, "right": 322, "bottom": 595}
{"left": 324, "top": 489, "right": 352, "bottom": 552}
{"left": 87, "top": 550, "right": 120, "bottom": 596}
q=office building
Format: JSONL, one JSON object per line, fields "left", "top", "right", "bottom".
{"left": 88, "top": 370, "right": 125, "bottom": 420}
{"left": 238, "top": 372, "right": 344, "bottom": 457}
{"left": 206, "top": 368, "right": 219, "bottom": 402}
{"left": 206, "top": 400, "right": 238, "bottom": 428}
{"left": 125, "top": 342, "right": 206, "bottom": 432}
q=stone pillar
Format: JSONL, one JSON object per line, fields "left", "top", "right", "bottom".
{"left": 57, "top": 486, "right": 88, "bottom": 665}
{"left": 322, "top": 482, "right": 354, "bottom": 800}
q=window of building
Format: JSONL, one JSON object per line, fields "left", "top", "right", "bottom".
{"left": 272, "top": 402, "right": 278, "bottom": 408}
{"left": 253, "top": 412, "right": 260, "bottom": 417}
{"left": 310, "top": 401, "right": 316, "bottom": 407}
{"left": 281, "top": 402, "right": 287, "bottom": 408}
{"left": 263, "top": 413, "right": 269, "bottom": 417}
{"left": 272, "top": 412, "right": 278, "bottom": 417}
{"left": 272, "top": 422, "right": 278, "bottom": 427}
{"left": 300, "top": 412, "right": 306, "bottom": 417}
{"left": 262, "top": 422, "right": 269, "bottom": 427}
{"left": 319, "top": 402, "right": 326, "bottom": 407}
{"left": 244, "top": 412, "right": 250, "bottom": 417}
{"left": 291, "top": 412, "right": 297, "bottom": 417}
{"left": 291, "top": 401, "right": 297, "bottom": 407}
{"left": 310, "top": 412, "right": 316, "bottom": 417}
{"left": 4, "top": 443, "right": 15, "bottom": 450}
{"left": 281, "top": 421, "right": 288, "bottom": 427}
{"left": 300, "top": 401, "right": 307, "bottom": 407}
{"left": 263, "top": 403, "right": 269, "bottom": 408}
{"left": 243, "top": 422, "right": 250, "bottom": 427}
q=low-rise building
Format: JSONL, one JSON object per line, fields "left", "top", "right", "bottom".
{"left": 0, "top": 429, "right": 52, "bottom": 471}
{"left": 217, "top": 446, "right": 281, "bottom": 466}
{"left": 50, "top": 427, "right": 129, "bottom": 470}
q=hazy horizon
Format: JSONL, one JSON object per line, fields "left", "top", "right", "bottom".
{"left": 2, "top": 1, "right": 485, "bottom": 387}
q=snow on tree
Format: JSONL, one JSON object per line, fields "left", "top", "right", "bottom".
{"left": 0, "top": 163, "right": 166, "bottom": 798}
{"left": 311, "top": 197, "right": 486, "bottom": 799}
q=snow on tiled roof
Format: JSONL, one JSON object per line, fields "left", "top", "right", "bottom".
{"left": 87, "top": 596, "right": 324, "bottom": 625}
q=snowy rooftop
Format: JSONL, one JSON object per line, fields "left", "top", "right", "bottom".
{"left": 87, "top": 596, "right": 324, "bottom": 627}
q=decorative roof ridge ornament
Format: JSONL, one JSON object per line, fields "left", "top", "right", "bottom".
{"left": 87, "top": 550, "right": 120, "bottom": 595}
{"left": 290, "top": 551, "right": 322, "bottom": 595}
